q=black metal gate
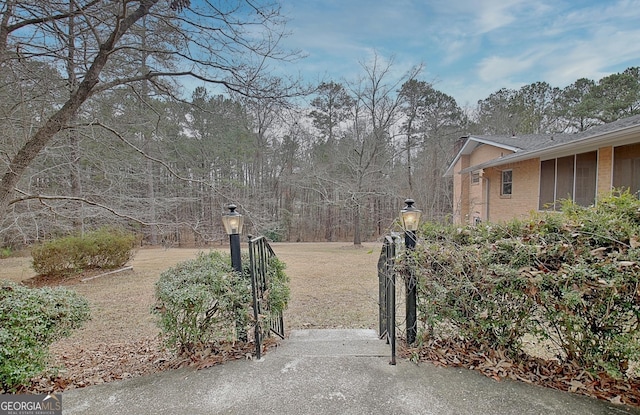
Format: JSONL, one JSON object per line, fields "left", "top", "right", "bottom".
{"left": 248, "top": 235, "right": 285, "bottom": 360}
{"left": 378, "top": 235, "right": 397, "bottom": 365}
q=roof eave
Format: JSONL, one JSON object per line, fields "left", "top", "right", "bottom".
{"left": 443, "top": 136, "right": 521, "bottom": 177}
{"left": 458, "top": 123, "right": 640, "bottom": 175}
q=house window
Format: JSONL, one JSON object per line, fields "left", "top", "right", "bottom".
{"left": 501, "top": 170, "right": 512, "bottom": 196}
{"left": 471, "top": 171, "right": 480, "bottom": 185}
{"left": 539, "top": 151, "right": 597, "bottom": 210}
{"left": 613, "top": 143, "right": 640, "bottom": 196}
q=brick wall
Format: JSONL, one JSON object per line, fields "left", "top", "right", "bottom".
{"left": 470, "top": 144, "right": 509, "bottom": 165}
{"left": 484, "top": 158, "right": 540, "bottom": 223}
{"left": 453, "top": 144, "right": 520, "bottom": 224}
{"left": 452, "top": 154, "right": 469, "bottom": 224}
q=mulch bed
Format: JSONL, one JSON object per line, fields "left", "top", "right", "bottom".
{"left": 20, "top": 339, "right": 272, "bottom": 395}
{"left": 21, "top": 268, "right": 130, "bottom": 288}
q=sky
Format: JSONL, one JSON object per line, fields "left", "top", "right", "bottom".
{"left": 276, "top": 0, "right": 640, "bottom": 107}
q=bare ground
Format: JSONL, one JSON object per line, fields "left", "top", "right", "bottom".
{"left": 1, "top": 242, "right": 382, "bottom": 392}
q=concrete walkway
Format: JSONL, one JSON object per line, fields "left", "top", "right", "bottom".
{"left": 62, "top": 329, "right": 640, "bottom": 415}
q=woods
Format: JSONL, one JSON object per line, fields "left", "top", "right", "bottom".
{"left": 2, "top": 1, "right": 640, "bottom": 247}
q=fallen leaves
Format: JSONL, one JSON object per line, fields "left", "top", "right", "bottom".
{"left": 403, "top": 338, "right": 640, "bottom": 408}
{"left": 20, "top": 337, "right": 272, "bottom": 395}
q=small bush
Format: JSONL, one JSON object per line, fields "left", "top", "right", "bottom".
{"left": 255, "top": 255, "right": 290, "bottom": 336}
{"left": 0, "top": 247, "right": 12, "bottom": 258}
{"left": 0, "top": 280, "right": 90, "bottom": 392}
{"left": 153, "top": 251, "right": 252, "bottom": 355}
{"left": 265, "top": 256, "right": 289, "bottom": 314}
{"left": 31, "top": 227, "right": 136, "bottom": 276}
{"left": 263, "top": 227, "right": 285, "bottom": 243}
{"left": 154, "top": 250, "right": 290, "bottom": 356}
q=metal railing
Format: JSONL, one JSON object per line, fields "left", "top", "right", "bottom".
{"left": 248, "top": 235, "right": 285, "bottom": 360}
{"left": 378, "top": 235, "right": 397, "bottom": 365}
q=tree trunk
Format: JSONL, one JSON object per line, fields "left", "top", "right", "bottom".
{"left": 67, "top": 0, "right": 83, "bottom": 232}
{"left": 0, "top": 0, "right": 157, "bottom": 220}
{"left": 353, "top": 203, "right": 361, "bottom": 246}
{"left": 0, "top": 0, "right": 16, "bottom": 59}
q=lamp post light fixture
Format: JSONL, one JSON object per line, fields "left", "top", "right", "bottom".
{"left": 222, "top": 203, "right": 244, "bottom": 273}
{"left": 400, "top": 198, "right": 421, "bottom": 246}
{"left": 222, "top": 203, "right": 246, "bottom": 342}
{"left": 400, "top": 198, "right": 422, "bottom": 345}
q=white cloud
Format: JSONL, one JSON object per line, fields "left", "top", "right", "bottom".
{"left": 276, "top": 0, "right": 640, "bottom": 105}
{"left": 475, "top": 0, "right": 525, "bottom": 34}
{"left": 541, "top": 27, "right": 640, "bottom": 87}
{"left": 442, "top": 0, "right": 640, "bottom": 100}
{"left": 476, "top": 55, "right": 536, "bottom": 83}
{"left": 426, "top": 0, "right": 551, "bottom": 35}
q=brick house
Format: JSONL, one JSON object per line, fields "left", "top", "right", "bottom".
{"left": 445, "top": 114, "right": 640, "bottom": 225}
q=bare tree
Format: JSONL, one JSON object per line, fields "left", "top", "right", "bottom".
{"left": 307, "top": 81, "right": 354, "bottom": 240}
{"left": 0, "top": 0, "right": 299, "bottom": 227}
{"left": 342, "top": 54, "right": 420, "bottom": 245}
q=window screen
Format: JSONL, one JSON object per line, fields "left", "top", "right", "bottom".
{"left": 539, "top": 151, "right": 597, "bottom": 210}
{"left": 613, "top": 143, "right": 640, "bottom": 196}
{"left": 575, "top": 151, "right": 597, "bottom": 206}
{"left": 539, "top": 159, "right": 555, "bottom": 210}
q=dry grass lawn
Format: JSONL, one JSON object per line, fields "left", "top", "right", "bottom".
{"left": 277, "top": 242, "right": 381, "bottom": 331}
{"left": 1, "top": 242, "right": 382, "bottom": 390}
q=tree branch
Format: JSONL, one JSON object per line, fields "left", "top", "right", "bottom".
{"left": 87, "top": 121, "right": 225, "bottom": 197}
{"left": 9, "top": 191, "right": 151, "bottom": 225}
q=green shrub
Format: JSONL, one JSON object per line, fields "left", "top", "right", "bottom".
{"left": 0, "top": 280, "right": 90, "bottom": 392}
{"left": 538, "top": 260, "right": 640, "bottom": 377}
{"left": 257, "top": 255, "right": 290, "bottom": 335}
{"left": 411, "top": 192, "right": 640, "bottom": 378}
{"left": 408, "top": 239, "right": 536, "bottom": 355}
{"left": 263, "top": 227, "right": 285, "bottom": 242}
{"left": 0, "top": 247, "right": 11, "bottom": 258}
{"left": 154, "top": 251, "right": 290, "bottom": 356}
{"left": 264, "top": 256, "right": 289, "bottom": 314}
{"left": 31, "top": 227, "right": 136, "bottom": 276}
{"left": 153, "top": 251, "right": 252, "bottom": 355}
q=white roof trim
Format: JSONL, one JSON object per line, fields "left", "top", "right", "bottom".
{"left": 444, "top": 136, "right": 522, "bottom": 177}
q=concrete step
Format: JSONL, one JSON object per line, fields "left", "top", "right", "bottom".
{"left": 282, "top": 329, "right": 391, "bottom": 357}
{"left": 62, "top": 328, "right": 636, "bottom": 415}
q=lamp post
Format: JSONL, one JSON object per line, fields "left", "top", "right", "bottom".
{"left": 400, "top": 198, "right": 421, "bottom": 344}
{"left": 222, "top": 203, "right": 245, "bottom": 341}
{"left": 222, "top": 203, "right": 244, "bottom": 273}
